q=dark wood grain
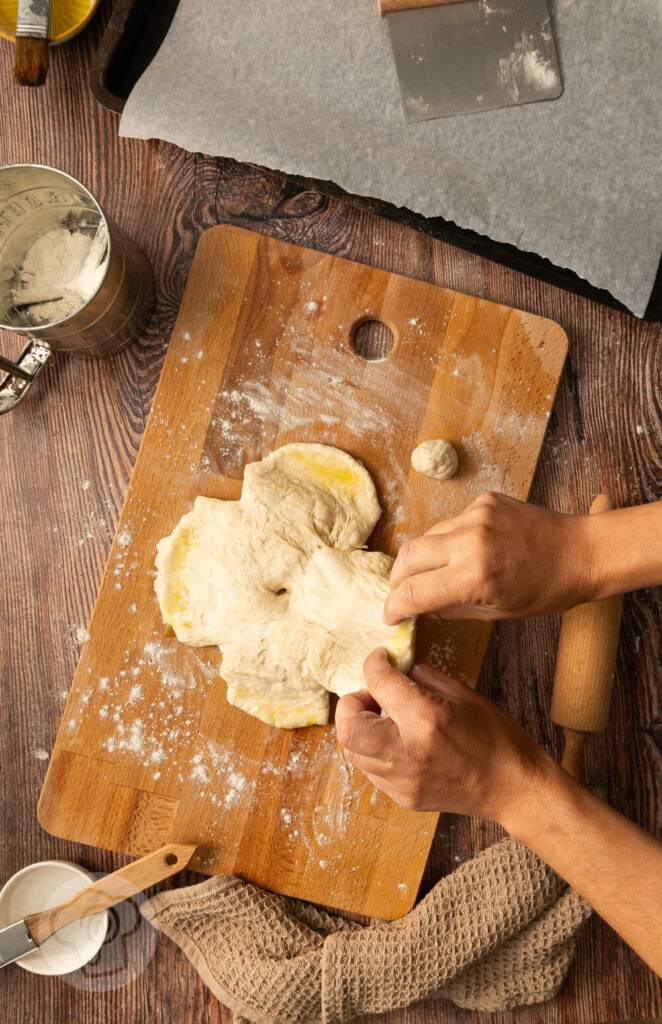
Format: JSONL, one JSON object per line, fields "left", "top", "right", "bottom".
{"left": 0, "top": 3, "right": 660, "bottom": 1022}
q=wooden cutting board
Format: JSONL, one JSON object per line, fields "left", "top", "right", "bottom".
{"left": 39, "top": 225, "right": 567, "bottom": 919}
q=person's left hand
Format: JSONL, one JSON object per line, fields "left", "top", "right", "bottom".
{"left": 335, "top": 648, "right": 547, "bottom": 821}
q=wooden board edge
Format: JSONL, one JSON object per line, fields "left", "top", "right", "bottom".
{"left": 373, "top": 817, "right": 439, "bottom": 921}
{"left": 201, "top": 225, "right": 574, "bottom": 355}
{"left": 38, "top": 749, "right": 180, "bottom": 855}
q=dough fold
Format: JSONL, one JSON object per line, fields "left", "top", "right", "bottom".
{"left": 155, "top": 443, "right": 416, "bottom": 728}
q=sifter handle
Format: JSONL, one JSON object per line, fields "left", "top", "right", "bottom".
{"left": 551, "top": 494, "right": 623, "bottom": 779}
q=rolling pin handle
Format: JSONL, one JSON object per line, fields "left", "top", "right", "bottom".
{"left": 560, "top": 727, "right": 585, "bottom": 781}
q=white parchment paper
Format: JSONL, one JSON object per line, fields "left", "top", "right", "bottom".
{"left": 120, "top": 0, "right": 662, "bottom": 317}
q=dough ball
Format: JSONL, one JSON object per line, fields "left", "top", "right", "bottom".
{"left": 155, "top": 443, "right": 416, "bottom": 730}
{"left": 411, "top": 439, "right": 458, "bottom": 480}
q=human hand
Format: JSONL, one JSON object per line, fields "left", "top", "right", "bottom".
{"left": 384, "top": 491, "right": 597, "bottom": 624}
{"left": 335, "top": 648, "right": 548, "bottom": 822}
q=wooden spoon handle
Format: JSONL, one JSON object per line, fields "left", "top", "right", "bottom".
{"left": 379, "top": 0, "right": 466, "bottom": 14}
{"left": 24, "top": 843, "right": 197, "bottom": 946}
{"left": 551, "top": 494, "right": 623, "bottom": 780}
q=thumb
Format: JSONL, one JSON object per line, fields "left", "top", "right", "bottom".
{"left": 409, "top": 662, "right": 474, "bottom": 702}
{"left": 363, "top": 647, "right": 419, "bottom": 723}
{"left": 335, "top": 690, "right": 398, "bottom": 759}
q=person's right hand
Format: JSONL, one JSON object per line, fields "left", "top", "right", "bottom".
{"left": 336, "top": 649, "right": 547, "bottom": 821}
{"left": 384, "top": 491, "right": 597, "bottom": 625}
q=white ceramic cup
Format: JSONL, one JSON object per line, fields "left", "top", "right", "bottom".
{"left": 0, "top": 860, "right": 109, "bottom": 975}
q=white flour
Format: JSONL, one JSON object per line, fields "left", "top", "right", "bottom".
{"left": 13, "top": 222, "right": 108, "bottom": 325}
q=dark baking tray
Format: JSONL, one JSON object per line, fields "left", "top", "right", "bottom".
{"left": 90, "top": 0, "right": 662, "bottom": 322}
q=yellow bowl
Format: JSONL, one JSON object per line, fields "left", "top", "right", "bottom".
{"left": 0, "top": 0, "right": 100, "bottom": 43}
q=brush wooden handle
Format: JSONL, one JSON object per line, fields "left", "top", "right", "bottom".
{"left": 14, "top": 37, "right": 49, "bottom": 87}
{"left": 551, "top": 494, "right": 623, "bottom": 779}
{"left": 379, "top": 0, "right": 466, "bottom": 14}
{"left": 24, "top": 843, "right": 197, "bottom": 945}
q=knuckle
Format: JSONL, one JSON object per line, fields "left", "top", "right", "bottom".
{"left": 419, "top": 707, "right": 448, "bottom": 746}
{"left": 472, "top": 522, "right": 492, "bottom": 551}
{"left": 418, "top": 706, "right": 441, "bottom": 735}
{"left": 396, "top": 541, "right": 413, "bottom": 572}
{"left": 397, "top": 790, "right": 418, "bottom": 811}
{"left": 404, "top": 780, "right": 427, "bottom": 811}
{"left": 342, "top": 746, "right": 360, "bottom": 767}
{"left": 336, "top": 717, "right": 353, "bottom": 749}
{"left": 374, "top": 666, "right": 398, "bottom": 691}
{"left": 471, "top": 568, "right": 496, "bottom": 605}
{"left": 474, "top": 490, "right": 501, "bottom": 510}
{"left": 471, "top": 529, "right": 498, "bottom": 581}
{"left": 398, "top": 576, "right": 420, "bottom": 610}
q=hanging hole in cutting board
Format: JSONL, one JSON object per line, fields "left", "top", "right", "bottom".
{"left": 351, "top": 319, "right": 395, "bottom": 361}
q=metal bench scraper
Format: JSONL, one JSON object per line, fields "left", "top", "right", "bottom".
{"left": 380, "top": 0, "right": 562, "bottom": 121}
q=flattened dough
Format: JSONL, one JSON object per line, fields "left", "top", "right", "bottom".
{"left": 155, "top": 443, "right": 415, "bottom": 728}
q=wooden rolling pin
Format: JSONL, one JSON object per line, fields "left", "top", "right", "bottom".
{"left": 551, "top": 494, "right": 623, "bottom": 781}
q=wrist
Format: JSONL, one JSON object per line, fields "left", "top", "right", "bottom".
{"left": 496, "top": 746, "right": 575, "bottom": 839}
{"left": 567, "top": 502, "right": 662, "bottom": 603}
{"left": 572, "top": 512, "right": 611, "bottom": 603}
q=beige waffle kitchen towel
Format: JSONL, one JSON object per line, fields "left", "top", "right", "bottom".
{"left": 141, "top": 836, "right": 591, "bottom": 1022}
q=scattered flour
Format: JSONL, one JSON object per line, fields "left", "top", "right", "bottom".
{"left": 191, "top": 763, "right": 210, "bottom": 783}
{"left": 120, "top": 719, "right": 145, "bottom": 755}
{"left": 225, "top": 771, "right": 247, "bottom": 807}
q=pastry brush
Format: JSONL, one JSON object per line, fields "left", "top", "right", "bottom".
{"left": 14, "top": 0, "right": 51, "bottom": 87}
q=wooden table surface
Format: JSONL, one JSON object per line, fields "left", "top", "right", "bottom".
{"left": 1, "top": 6, "right": 660, "bottom": 1023}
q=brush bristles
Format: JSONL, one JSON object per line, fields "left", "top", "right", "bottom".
{"left": 14, "top": 37, "right": 49, "bottom": 87}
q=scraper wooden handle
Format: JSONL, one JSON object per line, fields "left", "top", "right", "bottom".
{"left": 379, "top": 0, "right": 466, "bottom": 14}
{"left": 24, "top": 843, "right": 197, "bottom": 945}
{"left": 551, "top": 494, "right": 623, "bottom": 781}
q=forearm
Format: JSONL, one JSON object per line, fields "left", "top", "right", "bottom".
{"left": 502, "top": 755, "right": 662, "bottom": 976}
{"left": 584, "top": 501, "right": 662, "bottom": 600}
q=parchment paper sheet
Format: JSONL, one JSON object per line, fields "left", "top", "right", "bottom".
{"left": 120, "top": 0, "right": 662, "bottom": 317}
